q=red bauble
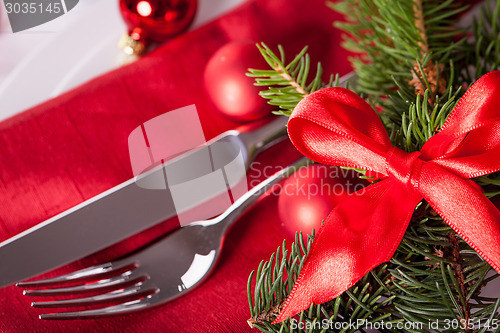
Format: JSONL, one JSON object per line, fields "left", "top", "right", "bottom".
{"left": 204, "top": 41, "right": 273, "bottom": 122}
{"left": 119, "top": 0, "right": 197, "bottom": 43}
{"left": 278, "top": 164, "right": 368, "bottom": 240}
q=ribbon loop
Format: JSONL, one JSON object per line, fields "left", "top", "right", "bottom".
{"left": 275, "top": 71, "right": 500, "bottom": 323}
{"left": 288, "top": 87, "right": 393, "bottom": 174}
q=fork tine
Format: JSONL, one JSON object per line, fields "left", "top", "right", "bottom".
{"left": 17, "top": 261, "right": 138, "bottom": 288}
{"left": 39, "top": 297, "right": 155, "bottom": 320}
{"left": 31, "top": 284, "right": 158, "bottom": 308}
{"left": 23, "top": 270, "right": 147, "bottom": 296}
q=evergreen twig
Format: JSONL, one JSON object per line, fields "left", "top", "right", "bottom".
{"left": 247, "top": 1, "right": 500, "bottom": 332}
{"left": 247, "top": 43, "right": 345, "bottom": 116}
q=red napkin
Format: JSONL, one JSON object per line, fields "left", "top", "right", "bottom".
{"left": 0, "top": 0, "right": 350, "bottom": 331}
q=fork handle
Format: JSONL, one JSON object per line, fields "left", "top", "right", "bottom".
{"left": 214, "top": 157, "right": 311, "bottom": 232}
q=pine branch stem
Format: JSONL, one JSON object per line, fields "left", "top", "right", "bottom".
{"left": 413, "top": 0, "right": 429, "bottom": 54}
{"left": 448, "top": 234, "right": 472, "bottom": 333}
{"left": 248, "top": 295, "right": 285, "bottom": 327}
{"left": 410, "top": 0, "right": 446, "bottom": 103}
{"left": 276, "top": 69, "right": 309, "bottom": 96}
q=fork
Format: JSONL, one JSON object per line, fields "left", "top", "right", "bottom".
{"left": 17, "top": 157, "right": 310, "bottom": 320}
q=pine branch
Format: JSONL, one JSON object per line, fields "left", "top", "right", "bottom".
{"left": 462, "top": 0, "right": 500, "bottom": 80}
{"left": 388, "top": 206, "right": 500, "bottom": 333}
{"left": 394, "top": 86, "right": 461, "bottom": 151}
{"left": 329, "top": 0, "right": 468, "bottom": 111}
{"left": 247, "top": 232, "right": 398, "bottom": 332}
{"left": 248, "top": 1, "right": 500, "bottom": 332}
{"left": 247, "top": 43, "right": 345, "bottom": 116}
{"left": 327, "top": 0, "right": 470, "bottom": 152}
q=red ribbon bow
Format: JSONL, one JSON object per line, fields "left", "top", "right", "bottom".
{"left": 274, "top": 71, "right": 500, "bottom": 323}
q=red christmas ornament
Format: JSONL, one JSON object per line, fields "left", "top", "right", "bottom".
{"left": 278, "top": 164, "right": 367, "bottom": 240}
{"left": 119, "top": 0, "right": 197, "bottom": 54}
{"left": 204, "top": 41, "right": 273, "bottom": 122}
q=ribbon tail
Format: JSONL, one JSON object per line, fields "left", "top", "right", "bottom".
{"left": 419, "top": 163, "right": 500, "bottom": 273}
{"left": 274, "top": 179, "right": 422, "bottom": 323}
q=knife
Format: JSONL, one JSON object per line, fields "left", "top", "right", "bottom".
{"left": 0, "top": 115, "right": 288, "bottom": 288}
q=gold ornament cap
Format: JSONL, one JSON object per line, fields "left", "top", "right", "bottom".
{"left": 118, "top": 33, "right": 146, "bottom": 56}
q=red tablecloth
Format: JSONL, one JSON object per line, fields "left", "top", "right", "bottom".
{"left": 0, "top": 0, "right": 351, "bottom": 331}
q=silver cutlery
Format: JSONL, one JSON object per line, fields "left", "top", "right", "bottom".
{"left": 18, "top": 157, "right": 310, "bottom": 319}
{"left": 0, "top": 71, "right": 356, "bottom": 289}
{"left": 0, "top": 115, "right": 288, "bottom": 288}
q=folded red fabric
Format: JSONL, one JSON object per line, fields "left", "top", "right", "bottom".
{"left": 0, "top": 0, "right": 350, "bottom": 331}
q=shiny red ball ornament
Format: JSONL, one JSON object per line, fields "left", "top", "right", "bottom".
{"left": 278, "top": 164, "right": 368, "bottom": 240}
{"left": 204, "top": 41, "right": 273, "bottom": 122}
{"left": 119, "top": 0, "right": 197, "bottom": 47}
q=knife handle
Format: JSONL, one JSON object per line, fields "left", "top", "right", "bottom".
{"left": 238, "top": 116, "right": 288, "bottom": 165}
